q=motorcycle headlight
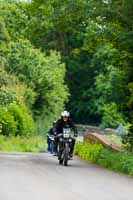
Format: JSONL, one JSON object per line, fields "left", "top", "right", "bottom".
{"left": 60, "top": 138, "right": 63, "bottom": 142}
{"left": 69, "top": 139, "right": 72, "bottom": 142}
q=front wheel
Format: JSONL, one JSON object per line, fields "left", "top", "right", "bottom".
{"left": 59, "top": 159, "right": 63, "bottom": 165}
{"left": 63, "top": 143, "right": 69, "bottom": 166}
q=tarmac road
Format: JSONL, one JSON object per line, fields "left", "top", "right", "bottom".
{"left": 0, "top": 152, "right": 133, "bottom": 200}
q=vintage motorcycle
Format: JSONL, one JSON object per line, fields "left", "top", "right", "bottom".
{"left": 58, "top": 128, "right": 75, "bottom": 166}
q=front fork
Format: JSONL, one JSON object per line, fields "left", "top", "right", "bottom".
{"left": 59, "top": 141, "right": 71, "bottom": 159}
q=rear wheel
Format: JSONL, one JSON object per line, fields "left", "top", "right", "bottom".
{"left": 64, "top": 159, "right": 68, "bottom": 166}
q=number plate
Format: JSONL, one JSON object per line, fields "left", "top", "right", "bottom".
{"left": 63, "top": 133, "right": 70, "bottom": 138}
{"left": 63, "top": 128, "right": 70, "bottom": 138}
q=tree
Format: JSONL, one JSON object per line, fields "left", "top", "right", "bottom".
{"left": 4, "top": 39, "right": 68, "bottom": 130}
{"left": 0, "top": 66, "right": 35, "bottom": 136}
{"left": 0, "top": 0, "right": 31, "bottom": 40}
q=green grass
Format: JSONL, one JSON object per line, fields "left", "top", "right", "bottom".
{"left": 0, "top": 135, "right": 46, "bottom": 152}
{"left": 74, "top": 142, "right": 133, "bottom": 176}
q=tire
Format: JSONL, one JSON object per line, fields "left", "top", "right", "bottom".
{"left": 64, "top": 159, "right": 68, "bottom": 166}
{"left": 59, "top": 159, "right": 63, "bottom": 165}
{"left": 63, "top": 143, "right": 69, "bottom": 166}
{"left": 58, "top": 145, "right": 63, "bottom": 165}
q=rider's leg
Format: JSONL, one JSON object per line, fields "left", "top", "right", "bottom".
{"left": 54, "top": 136, "right": 59, "bottom": 156}
{"left": 70, "top": 138, "right": 75, "bottom": 156}
{"left": 47, "top": 135, "right": 51, "bottom": 152}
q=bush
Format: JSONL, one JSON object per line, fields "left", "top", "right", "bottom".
{"left": 8, "top": 103, "right": 35, "bottom": 136}
{"left": 0, "top": 103, "right": 35, "bottom": 136}
{"left": 0, "top": 106, "right": 17, "bottom": 136}
{"left": 75, "top": 142, "right": 104, "bottom": 162}
{"left": 101, "top": 103, "right": 125, "bottom": 128}
{"left": 75, "top": 142, "right": 133, "bottom": 176}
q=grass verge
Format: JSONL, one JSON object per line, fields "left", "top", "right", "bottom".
{"left": 74, "top": 142, "right": 133, "bottom": 176}
{"left": 0, "top": 135, "right": 45, "bottom": 152}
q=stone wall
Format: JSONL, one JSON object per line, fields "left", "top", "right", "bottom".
{"left": 84, "top": 133, "right": 123, "bottom": 152}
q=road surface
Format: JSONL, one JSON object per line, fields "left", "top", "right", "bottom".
{"left": 0, "top": 152, "right": 133, "bottom": 200}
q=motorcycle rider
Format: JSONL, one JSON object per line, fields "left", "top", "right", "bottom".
{"left": 54, "top": 111, "right": 78, "bottom": 157}
{"left": 47, "top": 121, "right": 56, "bottom": 153}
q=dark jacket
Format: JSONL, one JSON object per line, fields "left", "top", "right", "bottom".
{"left": 48, "top": 124, "right": 57, "bottom": 136}
{"left": 48, "top": 128, "right": 54, "bottom": 136}
{"left": 54, "top": 118, "right": 78, "bottom": 136}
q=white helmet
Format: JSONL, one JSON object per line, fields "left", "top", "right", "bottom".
{"left": 61, "top": 110, "right": 70, "bottom": 117}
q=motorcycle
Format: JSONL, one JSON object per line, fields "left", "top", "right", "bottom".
{"left": 58, "top": 128, "right": 74, "bottom": 166}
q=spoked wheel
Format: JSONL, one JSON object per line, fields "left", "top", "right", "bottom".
{"left": 58, "top": 148, "right": 63, "bottom": 165}
{"left": 63, "top": 143, "right": 69, "bottom": 166}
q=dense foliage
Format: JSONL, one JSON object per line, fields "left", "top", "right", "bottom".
{"left": 0, "top": 0, "right": 133, "bottom": 147}
{"left": 0, "top": 0, "right": 68, "bottom": 136}
{"left": 20, "top": 0, "right": 132, "bottom": 126}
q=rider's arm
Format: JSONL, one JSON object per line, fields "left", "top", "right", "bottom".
{"left": 54, "top": 120, "right": 61, "bottom": 135}
{"left": 69, "top": 120, "right": 78, "bottom": 137}
{"left": 48, "top": 128, "right": 53, "bottom": 135}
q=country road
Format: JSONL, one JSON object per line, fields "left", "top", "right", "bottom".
{"left": 0, "top": 152, "right": 133, "bottom": 200}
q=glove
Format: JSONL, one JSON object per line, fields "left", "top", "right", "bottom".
{"left": 53, "top": 132, "right": 57, "bottom": 136}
